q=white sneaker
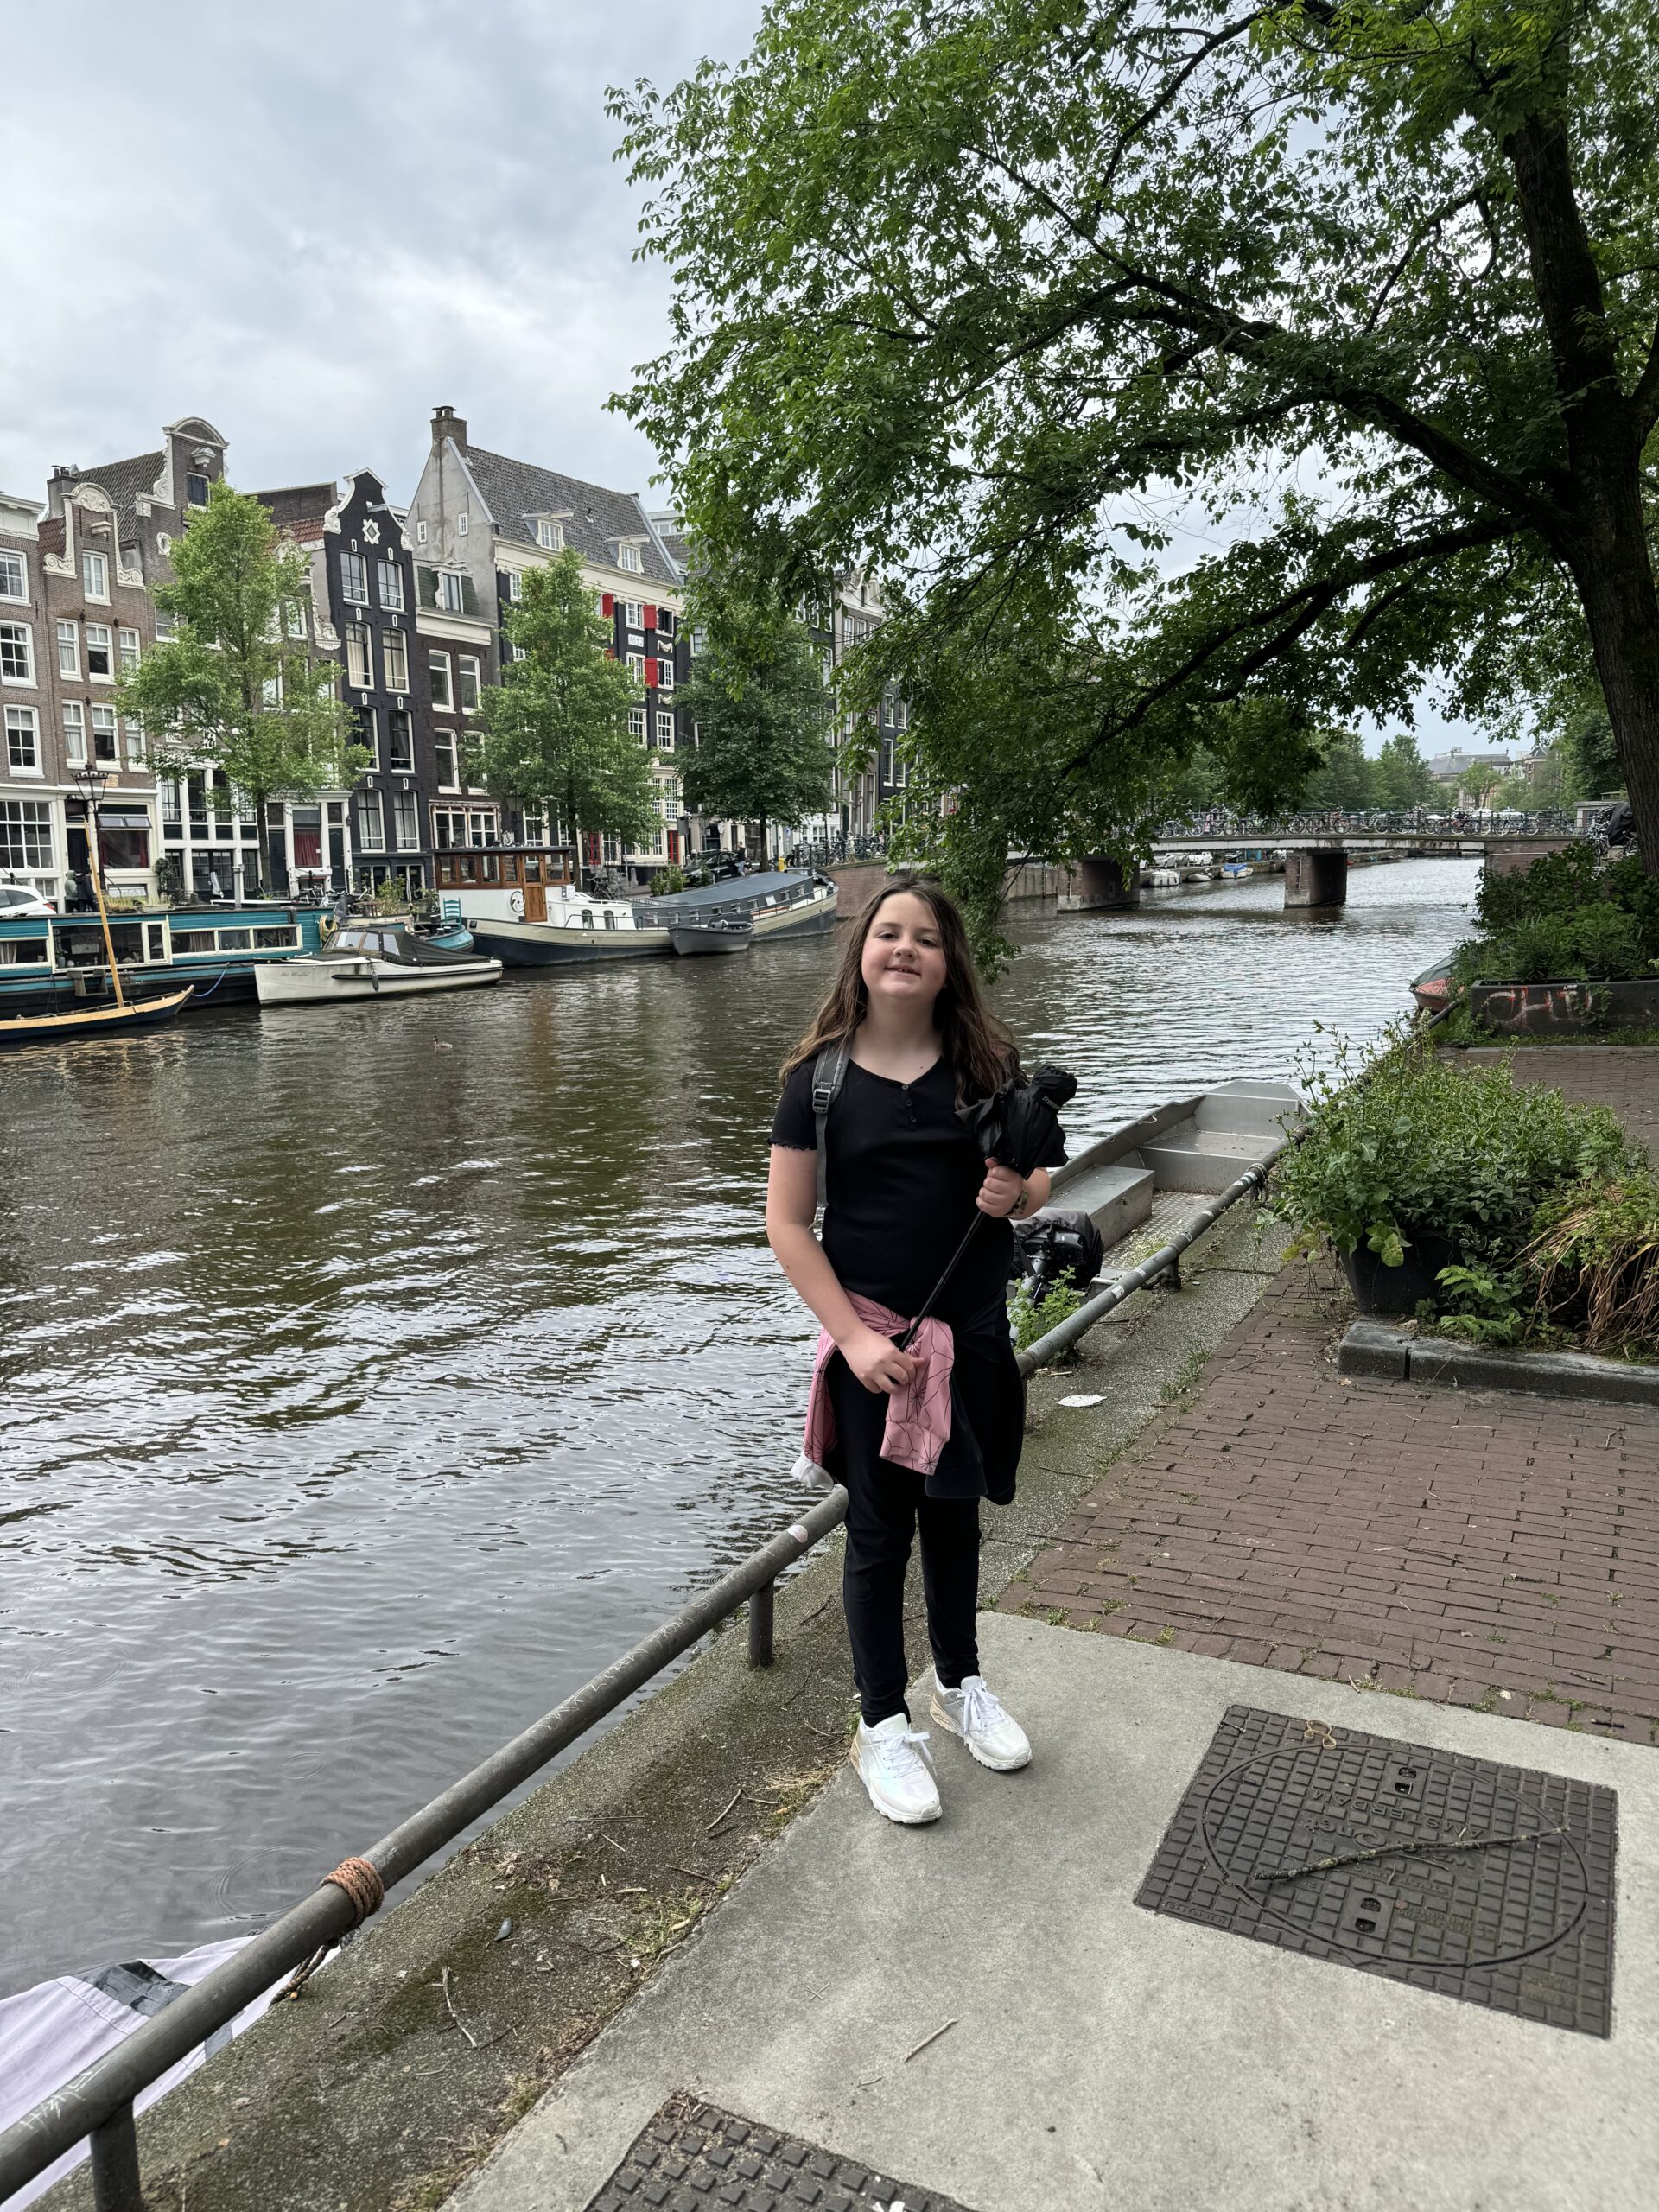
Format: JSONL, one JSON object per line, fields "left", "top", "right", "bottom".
{"left": 849, "top": 1714, "right": 942, "bottom": 1825}
{"left": 929, "top": 1675, "right": 1032, "bottom": 1771}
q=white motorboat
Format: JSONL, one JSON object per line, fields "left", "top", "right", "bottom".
{"left": 254, "top": 925, "right": 502, "bottom": 1006}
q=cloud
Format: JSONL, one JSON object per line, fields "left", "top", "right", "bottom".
{"left": 0, "top": 0, "right": 763, "bottom": 505}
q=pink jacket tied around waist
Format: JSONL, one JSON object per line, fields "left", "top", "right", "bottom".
{"left": 796, "top": 1293, "right": 955, "bottom": 1485}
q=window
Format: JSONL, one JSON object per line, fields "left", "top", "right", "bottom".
{"left": 285, "top": 600, "right": 308, "bottom": 638}
{"left": 657, "top": 658, "right": 674, "bottom": 692}
{"left": 468, "top": 809, "right": 497, "bottom": 846}
{"left": 535, "top": 518, "right": 563, "bottom": 550}
{"left": 655, "top": 711, "right": 675, "bottom": 748}
{"left": 5, "top": 705, "right": 39, "bottom": 772}
{"left": 622, "top": 601, "right": 645, "bottom": 629}
{"left": 186, "top": 472, "right": 209, "bottom": 506}
{"left": 383, "top": 630, "right": 409, "bottom": 691}
{"left": 0, "top": 798, "right": 53, "bottom": 870}
{"left": 0, "top": 551, "right": 24, "bottom": 601}
{"left": 340, "top": 551, "right": 369, "bottom": 605}
{"left": 428, "top": 651, "right": 453, "bottom": 708}
{"left": 505, "top": 569, "right": 523, "bottom": 601}
{"left": 435, "top": 734, "right": 459, "bottom": 789}
{"left": 393, "top": 791, "right": 420, "bottom": 849}
{"left": 155, "top": 607, "right": 178, "bottom": 641}
{"left": 353, "top": 788, "right": 385, "bottom": 849}
{"left": 56, "top": 621, "right": 79, "bottom": 677}
{"left": 439, "top": 571, "right": 465, "bottom": 613}
{"left": 628, "top": 706, "right": 647, "bottom": 741}
{"left": 124, "top": 718, "right": 145, "bottom": 765}
{"left": 356, "top": 707, "right": 378, "bottom": 765}
{"left": 626, "top": 652, "right": 645, "bottom": 682}
{"left": 0, "top": 622, "right": 32, "bottom": 683}
{"left": 118, "top": 626, "right": 141, "bottom": 672}
{"left": 86, "top": 623, "right": 113, "bottom": 679}
{"left": 458, "top": 655, "right": 480, "bottom": 712}
{"left": 616, "top": 543, "right": 643, "bottom": 573}
{"left": 91, "top": 704, "right": 118, "bottom": 762}
{"left": 378, "top": 561, "right": 404, "bottom": 611}
{"left": 61, "top": 702, "right": 86, "bottom": 762}
{"left": 82, "top": 550, "right": 110, "bottom": 601}
{"left": 387, "top": 708, "right": 414, "bottom": 772}
{"left": 346, "top": 626, "right": 372, "bottom": 688}
{"left": 457, "top": 512, "right": 468, "bottom": 535}
{"left": 416, "top": 518, "right": 428, "bottom": 543}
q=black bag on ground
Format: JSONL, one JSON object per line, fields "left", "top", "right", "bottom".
{"left": 1010, "top": 1209, "right": 1105, "bottom": 1299}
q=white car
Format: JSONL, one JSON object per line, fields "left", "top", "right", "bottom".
{"left": 0, "top": 883, "right": 55, "bottom": 918}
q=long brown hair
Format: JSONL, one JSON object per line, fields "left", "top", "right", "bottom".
{"left": 780, "top": 872, "right": 1018, "bottom": 1101}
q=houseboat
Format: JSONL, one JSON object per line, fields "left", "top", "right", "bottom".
{"left": 0, "top": 903, "right": 329, "bottom": 1019}
{"left": 461, "top": 882, "right": 674, "bottom": 964}
{"left": 649, "top": 868, "right": 838, "bottom": 940}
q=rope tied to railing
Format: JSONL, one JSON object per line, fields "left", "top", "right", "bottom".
{"left": 322, "top": 1855, "right": 385, "bottom": 1925}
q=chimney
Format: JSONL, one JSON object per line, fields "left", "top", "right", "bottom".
{"left": 431, "top": 404, "right": 467, "bottom": 454}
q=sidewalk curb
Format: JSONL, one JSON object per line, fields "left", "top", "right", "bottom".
{"left": 1338, "top": 1319, "right": 1659, "bottom": 1406}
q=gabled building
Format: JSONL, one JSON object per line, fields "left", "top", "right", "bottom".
{"left": 0, "top": 490, "right": 56, "bottom": 901}
{"left": 404, "top": 408, "right": 687, "bottom": 883}
{"left": 257, "top": 470, "right": 437, "bottom": 897}
{"left": 41, "top": 417, "right": 232, "bottom": 901}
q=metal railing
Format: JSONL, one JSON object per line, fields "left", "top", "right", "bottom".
{"left": 0, "top": 1156, "right": 1276, "bottom": 2212}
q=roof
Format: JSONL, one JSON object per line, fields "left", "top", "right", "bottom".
{"left": 257, "top": 483, "right": 335, "bottom": 544}
{"left": 461, "top": 445, "right": 676, "bottom": 586}
{"left": 653, "top": 868, "right": 818, "bottom": 912}
{"left": 70, "top": 450, "right": 165, "bottom": 534}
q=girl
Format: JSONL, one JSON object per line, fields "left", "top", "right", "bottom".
{"left": 766, "top": 874, "right": 1065, "bottom": 1825}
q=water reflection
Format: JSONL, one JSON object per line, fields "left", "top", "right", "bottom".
{"left": 0, "top": 857, "right": 1474, "bottom": 1989}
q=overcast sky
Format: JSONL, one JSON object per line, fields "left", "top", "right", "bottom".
{"left": 2, "top": 1, "right": 1503, "bottom": 757}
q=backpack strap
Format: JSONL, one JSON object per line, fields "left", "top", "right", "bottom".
{"left": 810, "top": 1039, "right": 851, "bottom": 1212}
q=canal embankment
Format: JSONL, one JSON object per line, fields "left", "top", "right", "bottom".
{"left": 33, "top": 1195, "right": 1290, "bottom": 2212}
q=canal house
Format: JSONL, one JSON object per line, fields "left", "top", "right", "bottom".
{"left": 257, "top": 471, "right": 440, "bottom": 899}
{"left": 404, "top": 406, "right": 690, "bottom": 886}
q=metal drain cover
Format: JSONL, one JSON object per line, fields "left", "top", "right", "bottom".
{"left": 1136, "top": 1704, "right": 1618, "bottom": 2036}
{"left": 583, "top": 2094, "right": 981, "bottom": 2212}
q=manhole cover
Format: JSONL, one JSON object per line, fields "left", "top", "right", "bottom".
{"left": 1136, "top": 1704, "right": 1618, "bottom": 2036}
{"left": 583, "top": 2093, "right": 981, "bottom": 2212}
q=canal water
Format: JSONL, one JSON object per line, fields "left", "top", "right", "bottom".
{"left": 0, "top": 856, "right": 1476, "bottom": 1992}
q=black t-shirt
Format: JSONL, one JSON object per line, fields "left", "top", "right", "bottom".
{"left": 772, "top": 1053, "right": 1067, "bottom": 1324}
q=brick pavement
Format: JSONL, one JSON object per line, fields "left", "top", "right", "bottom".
{"left": 1007, "top": 1048, "right": 1659, "bottom": 1745}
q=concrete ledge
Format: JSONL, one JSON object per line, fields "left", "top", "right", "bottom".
{"left": 1336, "top": 1319, "right": 1409, "bottom": 1380}
{"left": 1339, "top": 1322, "right": 1659, "bottom": 1405}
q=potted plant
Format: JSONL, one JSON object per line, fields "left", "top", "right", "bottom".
{"left": 1274, "top": 1032, "right": 1636, "bottom": 1315}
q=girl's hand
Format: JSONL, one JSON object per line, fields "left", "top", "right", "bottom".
{"left": 977, "top": 1158, "right": 1027, "bottom": 1219}
{"left": 841, "top": 1325, "right": 920, "bottom": 1395}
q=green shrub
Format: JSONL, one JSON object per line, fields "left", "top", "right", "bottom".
{"left": 1524, "top": 1174, "right": 1659, "bottom": 1355}
{"left": 1009, "top": 1278, "right": 1085, "bottom": 1352}
{"left": 1273, "top": 1030, "right": 1639, "bottom": 1271}
{"left": 1458, "top": 846, "right": 1659, "bottom": 983}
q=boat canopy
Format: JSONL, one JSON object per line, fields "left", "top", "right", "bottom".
{"left": 655, "top": 868, "right": 823, "bottom": 912}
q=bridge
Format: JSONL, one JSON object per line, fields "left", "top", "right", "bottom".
{"left": 1070, "top": 821, "right": 1573, "bottom": 912}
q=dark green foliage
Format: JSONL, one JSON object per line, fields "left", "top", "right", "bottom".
{"left": 1274, "top": 1032, "right": 1637, "bottom": 1270}
{"left": 613, "top": 1, "right": 1659, "bottom": 938}
{"left": 1459, "top": 849, "right": 1659, "bottom": 982}
{"left": 677, "top": 590, "right": 834, "bottom": 850}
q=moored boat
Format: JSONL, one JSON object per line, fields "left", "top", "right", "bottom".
{"left": 0, "top": 982, "right": 194, "bottom": 1047}
{"left": 1410, "top": 952, "right": 1457, "bottom": 1012}
{"left": 462, "top": 884, "right": 673, "bottom": 964}
{"left": 0, "top": 902, "right": 327, "bottom": 1017}
{"left": 648, "top": 867, "right": 838, "bottom": 940}
{"left": 671, "top": 917, "right": 753, "bottom": 956}
{"left": 254, "top": 925, "right": 502, "bottom": 1006}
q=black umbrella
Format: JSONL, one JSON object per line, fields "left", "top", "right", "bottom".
{"left": 897, "top": 1063, "right": 1079, "bottom": 1348}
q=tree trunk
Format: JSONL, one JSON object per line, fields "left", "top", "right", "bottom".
{"left": 1560, "top": 476, "right": 1659, "bottom": 868}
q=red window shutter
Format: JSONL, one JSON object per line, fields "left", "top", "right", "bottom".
{"left": 643, "top": 604, "right": 658, "bottom": 630}
{"left": 604, "top": 646, "right": 614, "bottom": 660}
{"left": 644, "top": 657, "right": 658, "bottom": 687}
{"left": 601, "top": 593, "right": 614, "bottom": 617}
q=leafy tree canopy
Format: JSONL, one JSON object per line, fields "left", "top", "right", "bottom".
{"left": 677, "top": 586, "right": 835, "bottom": 853}
{"left": 470, "top": 551, "right": 658, "bottom": 870}
{"left": 614, "top": 0, "right": 1659, "bottom": 938}
{"left": 119, "top": 482, "right": 365, "bottom": 888}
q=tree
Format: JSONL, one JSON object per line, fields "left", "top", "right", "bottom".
{"left": 119, "top": 482, "right": 365, "bottom": 893}
{"left": 677, "top": 591, "right": 834, "bottom": 860}
{"left": 1301, "top": 728, "right": 1376, "bottom": 814}
{"left": 614, "top": 0, "right": 1659, "bottom": 934}
{"left": 469, "top": 552, "right": 657, "bottom": 880}
{"left": 1373, "top": 732, "right": 1436, "bottom": 812}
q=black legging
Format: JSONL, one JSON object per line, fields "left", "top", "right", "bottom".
{"left": 830, "top": 1357, "right": 982, "bottom": 1726}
